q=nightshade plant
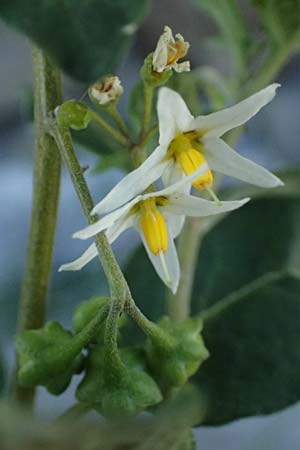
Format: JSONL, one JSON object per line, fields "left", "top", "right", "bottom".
{"left": 1, "top": 1, "right": 300, "bottom": 449}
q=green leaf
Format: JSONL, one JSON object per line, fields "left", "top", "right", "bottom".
{"left": 192, "top": 0, "right": 250, "bottom": 76}
{"left": 0, "top": 347, "right": 5, "bottom": 395}
{"left": 0, "top": 0, "right": 149, "bottom": 82}
{"left": 253, "top": 0, "right": 300, "bottom": 44}
{"left": 124, "top": 196, "right": 300, "bottom": 424}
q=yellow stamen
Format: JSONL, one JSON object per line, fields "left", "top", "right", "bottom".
{"left": 139, "top": 198, "right": 168, "bottom": 255}
{"left": 167, "top": 40, "right": 189, "bottom": 65}
{"left": 206, "top": 187, "right": 222, "bottom": 206}
{"left": 168, "top": 133, "right": 213, "bottom": 190}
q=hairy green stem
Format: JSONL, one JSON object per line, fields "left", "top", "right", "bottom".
{"left": 107, "top": 104, "right": 130, "bottom": 137}
{"left": 125, "top": 300, "right": 175, "bottom": 350}
{"left": 51, "top": 124, "right": 134, "bottom": 372}
{"left": 52, "top": 126, "right": 130, "bottom": 302}
{"left": 13, "top": 47, "right": 62, "bottom": 406}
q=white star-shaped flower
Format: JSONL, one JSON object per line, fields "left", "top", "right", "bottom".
{"left": 59, "top": 166, "right": 249, "bottom": 293}
{"left": 92, "top": 84, "right": 283, "bottom": 215}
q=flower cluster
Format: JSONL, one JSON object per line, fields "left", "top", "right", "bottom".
{"left": 59, "top": 27, "right": 283, "bottom": 294}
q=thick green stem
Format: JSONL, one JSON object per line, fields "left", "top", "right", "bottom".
{"left": 13, "top": 47, "right": 62, "bottom": 406}
{"left": 140, "top": 83, "right": 154, "bottom": 139}
{"left": 52, "top": 126, "right": 131, "bottom": 301}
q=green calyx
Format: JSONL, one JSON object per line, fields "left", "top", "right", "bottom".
{"left": 15, "top": 321, "right": 84, "bottom": 395}
{"left": 55, "top": 100, "right": 91, "bottom": 130}
{"left": 76, "top": 347, "right": 162, "bottom": 417}
{"left": 140, "top": 53, "right": 173, "bottom": 87}
{"left": 146, "top": 317, "right": 210, "bottom": 387}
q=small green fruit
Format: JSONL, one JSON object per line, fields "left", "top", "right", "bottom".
{"left": 76, "top": 347, "right": 162, "bottom": 417}
{"left": 146, "top": 317, "right": 209, "bottom": 387}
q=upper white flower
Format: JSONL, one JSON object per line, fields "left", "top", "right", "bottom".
{"left": 91, "top": 84, "right": 283, "bottom": 215}
{"left": 59, "top": 166, "right": 249, "bottom": 293}
{"left": 152, "top": 26, "right": 190, "bottom": 73}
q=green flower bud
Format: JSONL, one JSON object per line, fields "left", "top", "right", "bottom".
{"left": 88, "top": 75, "right": 124, "bottom": 107}
{"left": 15, "top": 321, "right": 84, "bottom": 394}
{"left": 140, "top": 53, "right": 173, "bottom": 87}
{"left": 146, "top": 317, "right": 209, "bottom": 387}
{"left": 72, "top": 296, "right": 126, "bottom": 345}
{"left": 76, "top": 347, "right": 162, "bottom": 417}
{"left": 55, "top": 100, "right": 91, "bottom": 130}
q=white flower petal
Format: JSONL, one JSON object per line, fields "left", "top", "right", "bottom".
{"left": 158, "top": 87, "right": 194, "bottom": 146}
{"left": 74, "top": 196, "right": 142, "bottom": 240}
{"left": 165, "top": 212, "right": 185, "bottom": 239}
{"left": 174, "top": 61, "right": 190, "bottom": 73}
{"left": 162, "top": 160, "right": 185, "bottom": 189}
{"left": 204, "top": 138, "right": 283, "bottom": 188}
{"left": 164, "top": 194, "right": 250, "bottom": 216}
{"left": 152, "top": 26, "right": 173, "bottom": 72}
{"left": 192, "top": 84, "right": 280, "bottom": 138}
{"left": 143, "top": 161, "right": 210, "bottom": 200}
{"left": 92, "top": 145, "right": 169, "bottom": 215}
{"left": 59, "top": 243, "right": 97, "bottom": 271}
{"left": 106, "top": 213, "right": 138, "bottom": 244}
{"left": 138, "top": 226, "right": 180, "bottom": 294}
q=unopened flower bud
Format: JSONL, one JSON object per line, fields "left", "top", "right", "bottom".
{"left": 55, "top": 100, "right": 91, "bottom": 130}
{"left": 89, "top": 75, "right": 124, "bottom": 106}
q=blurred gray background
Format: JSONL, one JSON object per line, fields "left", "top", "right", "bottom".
{"left": 1, "top": 1, "right": 300, "bottom": 448}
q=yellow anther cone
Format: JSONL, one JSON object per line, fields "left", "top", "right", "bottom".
{"left": 177, "top": 148, "right": 213, "bottom": 190}
{"left": 139, "top": 199, "right": 168, "bottom": 255}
